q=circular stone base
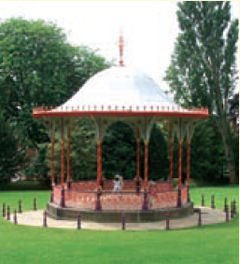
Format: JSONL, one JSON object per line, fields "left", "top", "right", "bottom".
{"left": 47, "top": 202, "right": 194, "bottom": 223}
{"left": 7, "top": 207, "right": 227, "bottom": 230}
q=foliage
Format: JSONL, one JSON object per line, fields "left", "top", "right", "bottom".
{"left": 168, "top": 119, "right": 227, "bottom": 185}
{"left": 165, "top": 2, "right": 238, "bottom": 111}
{"left": 0, "top": 187, "right": 238, "bottom": 264}
{"left": 103, "top": 122, "right": 136, "bottom": 179}
{"left": 103, "top": 122, "right": 169, "bottom": 181}
{"left": 24, "top": 143, "right": 49, "bottom": 186}
{"left": 0, "top": 18, "right": 110, "bottom": 184}
{"left": 0, "top": 18, "right": 110, "bottom": 148}
{"left": 190, "top": 119, "right": 226, "bottom": 183}
{"left": 0, "top": 111, "right": 26, "bottom": 184}
{"left": 148, "top": 123, "right": 168, "bottom": 180}
{"left": 69, "top": 119, "right": 97, "bottom": 181}
{"left": 164, "top": 1, "right": 239, "bottom": 183}
{"left": 228, "top": 93, "right": 239, "bottom": 132}
{"left": 25, "top": 117, "right": 98, "bottom": 185}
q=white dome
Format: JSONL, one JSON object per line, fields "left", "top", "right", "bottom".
{"left": 61, "top": 66, "right": 178, "bottom": 110}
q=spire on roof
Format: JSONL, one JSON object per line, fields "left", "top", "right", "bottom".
{"left": 118, "top": 28, "right": 124, "bottom": 67}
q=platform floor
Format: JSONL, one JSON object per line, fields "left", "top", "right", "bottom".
{"left": 6, "top": 207, "right": 228, "bottom": 230}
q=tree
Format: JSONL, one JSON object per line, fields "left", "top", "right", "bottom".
{"left": 228, "top": 93, "right": 239, "bottom": 132}
{"left": 165, "top": 2, "right": 238, "bottom": 183}
{"left": 0, "top": 111, "right": 26, "bottom": 184}
{"left": 189, "top": 119, "right": 226, "bottom": 183}
{"left": 0, "top": 18, "right": 110, "bottom": 148}
{"left": 0, "top": 18, "right": 110, "bottom": 184}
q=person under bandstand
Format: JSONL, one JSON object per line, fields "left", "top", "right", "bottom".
{"left": 113, "top": 174, "right": 124, "bottom": 192}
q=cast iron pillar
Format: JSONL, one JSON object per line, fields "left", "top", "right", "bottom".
{"left": 95, "top": 190, "right": 102, "bottom": 211}
{"left": 186, "top": 138, "right": 191, "bottom": 202}
{"left": 60, "top": 186, "right": 65, "bottom": 208}
{"left": 96, "top": 139, "right": 102, "bottom": 211}
{"left": 136, "top": 137, "right": 140, "bottom": 193}
{"left": 168, "top": 124, "right": 173, "bottom": 185}
{"left": 144, "top": 139, "right": 149, "bottom": 191}
{"left": 50, "top": 186, "right": 54, "bottom": 203}
{"left": 50, "top": 133, "right": 55, "bottom": 203}
{"left": 51, "top": 136, "right": 55, "bottom": 186}
{"left": 97, "top": 139, "right": 102, "bottom": 191}
{"left": 60, "top": 119, "right": 65, "bottom": 187}
{"left": 67, "top": 121, "right": 71, "bottom": 189}
{"left": 142, "top": 139, "right": 149, "bottom": 210}
{"left": 177, "top": 138, "right": 182, "bottom": 208}
{"left": 142, "top": 190, "right": 148, "bottom": 211}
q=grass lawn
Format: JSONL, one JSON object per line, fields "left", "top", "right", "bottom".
{"left": 0, "top": 186, "right": 238, "bottom": 264}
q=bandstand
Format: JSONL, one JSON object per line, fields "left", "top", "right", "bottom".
{"left": 32, "top": 36, "right": 209, "bottom": 222}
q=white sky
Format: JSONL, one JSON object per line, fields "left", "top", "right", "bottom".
{"left": 0, "top": 1, "right": 239, "bottom": 91}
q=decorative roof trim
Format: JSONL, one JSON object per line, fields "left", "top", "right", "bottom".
{"left": 32, "top": 105, "right": 209, "bottom": 119}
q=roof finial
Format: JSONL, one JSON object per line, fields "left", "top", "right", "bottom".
{"left": 118, "top": 27, "right": 124, "bottom": 67}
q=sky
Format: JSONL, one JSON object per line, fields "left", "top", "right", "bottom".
{"left": 0, "top": 1, "right": 239, "bottom": 91}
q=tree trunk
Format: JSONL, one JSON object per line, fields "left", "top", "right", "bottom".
{"left": 212, "top": 80, "right": 236, "bottom": 184}
{"left": 217, "top": 118, "right": 236, "bottom": 184}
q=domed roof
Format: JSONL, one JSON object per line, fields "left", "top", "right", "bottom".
{"left": 33, "top": 66, "right": 208, "bottom": 118}
{"left": 61, "top": 66, "right": 178, "bottom": 109}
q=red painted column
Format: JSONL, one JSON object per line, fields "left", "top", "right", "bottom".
{"left": 50, "top": 135, "right": 55, "bottom": 203}
{"left": 144, "top": 140, "right": 149, "bottom": 190}
{"left": 136, "top": 138, "right": 140, "bottom": 180}
{"left": 100, "top": 140, "right": 102, "bottom": 184}
{"left": 67, "top": 139, "right": 70, "bottom": 182}
{"left": 96, "top": 138, "right": 102, "bottom": 211}
{"left": 178, "top": 139, "right": 182, "bottom": 187}
{"left": 169, "top": 136, "right": 173, "bottom": 184}
{"left": 60, "top": 119, "right": 65, "bottom": 207}
{"left": 97, "top": 139, "right": 102, "bottom": 190}
{"left": 61, "top": 138, "right": 65, "bottom": 186}
{"left": 67, "top": 123, "right": 71, "bottom": 186}
{"left": 61, "top": 120, "right": 65, "bottom": 186}
{"left": 142, "top": 139, "right": 149, "bottom": 210}
{"left": 177, "top": 138, "right": 183, "bottom": 208}
{"left": 187, "top": 138, "right": 191, "bottom": 186}
{"left": 51, "top": 137, "right": 55, "bottom": 185}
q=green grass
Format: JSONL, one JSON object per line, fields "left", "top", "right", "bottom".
{"left": 190, "top": 186, "right": 239, "bottom": 208}
{"left": 0, "top": 186, "right": 238, "bottom": 264}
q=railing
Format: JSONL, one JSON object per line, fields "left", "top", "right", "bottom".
{"left": 53, "top": 182, "right": 185, "bottom": 194}
{"left": 33, "top": 105, "right": 209, "bottom": 114}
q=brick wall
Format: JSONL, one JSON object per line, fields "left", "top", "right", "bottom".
{"left": 149, "top": 181, "right": 172, "bottom": 195}
{"left": 71, "top": 181, "right": 97, "bottom": 192}
{"left": 53, "top": 186, "right": 61, "bottom": 206}
{"left": 181, "top": 185, "right": 188, "bottom": 204}
{"left": 101, "top": 193, "right": 143, "bottom": 210}
{"left": 65, "top": 191, "right": 96, "bottom": 210}
{"left": 149, "top": 191, "right": 178, "bottom": 209}
{"left": 52, "top": 183, "right": 188, "bottom": 211}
